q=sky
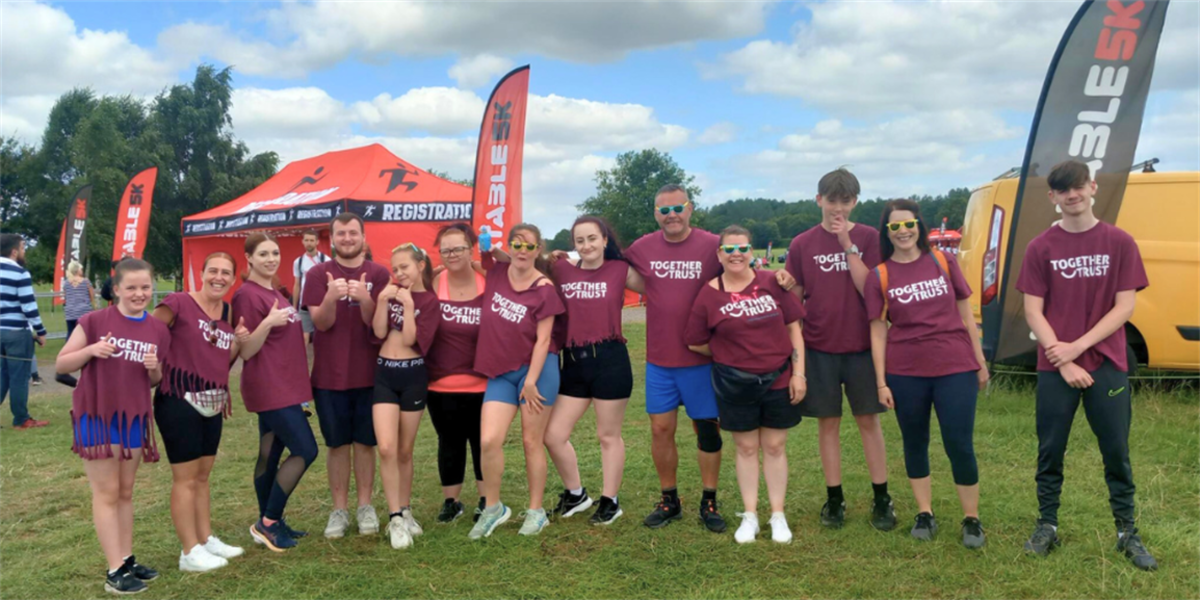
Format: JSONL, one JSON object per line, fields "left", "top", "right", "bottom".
{"left": 2, "top": 0, "right": 1197, "bottom": 236}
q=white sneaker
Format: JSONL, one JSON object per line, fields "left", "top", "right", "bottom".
{"left": 388, "top": 516, "right": 413, "bottom": 549}
{"left": 204, "top": 535, "right": 244, "bottom": 559}
{"left": 357, "top": 505, "right": 379, "bottom": 535}
{"left": 768, "top": 512, "right": 793, "bottom": 544}
{"left": 179, "top": 544, "right": 228, "bottom": 572}
{"left": 518, "top": 509, "right": 549, "bottom": 536}
{"left": 400, "top": 508, "right": 423, "bottom": 537}
{"left": 734, "top": 512, "right": 760, "bottom": 544}
{"left": 324, "top": 508, "right": 350, "bottom": 538}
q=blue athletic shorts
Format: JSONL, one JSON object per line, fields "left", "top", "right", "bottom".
{"left": 74, "top": 413, "right": 144, "bottom": 449}
{"left": 645, "top": 363, "right": 719, "bottom": 420}
{"left": 484, "top": 353, "right": 560, "bottom": 407}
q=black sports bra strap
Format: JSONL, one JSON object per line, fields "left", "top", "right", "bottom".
{"left": 717, "top": 275, "right": 725, "bottom": 292}
{"left": 222, "top": 301, "right": 231, "bottom": 324}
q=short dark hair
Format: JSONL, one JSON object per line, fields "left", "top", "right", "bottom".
{"left": 1047, "top": 160, "right": 1091, "bottom": 192}
{"left": 113, "top": 258, "right": 153, "bottom": 287}
{"left": 0, "top": 233, "right": 22, "bottom": 258}
{"left": 655, "top": 184, "right": 690, "bottom": 200}
{"left": 719, "top": 224, "right": 752, "bottom": 244}
{"left": 331, "top": 212, "right": 364, "bottom": 232}
{"left": 818, "top": 168, "right": 860, "bottom": 200}
{"left": 878, "top": 199, "right": 931, "bottom": 261}
{"left": 435, "top": 223, "right": 477, "bottom": 248}
{"left": 301, "top": 229, "right": 319, "bottom": 239}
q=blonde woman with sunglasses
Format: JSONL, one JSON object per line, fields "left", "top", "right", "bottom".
{"left": 371, "top": 243, "right": 441, "bottom": 549}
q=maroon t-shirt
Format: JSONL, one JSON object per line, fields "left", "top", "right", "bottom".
{"left": 625, "top": 229, "right": 723, "bottom": 368}
{"left": 685, "top": 270, "right": 805, "bottom": 389}
{"left": 157, "top": 292, "right": 234, "bottom": 402}
{"left": 786, "top": 223, "right": 881, "bottom": 354}
{"left": 554, "top": 259, "right": 629, "bottom": 347}
{"left": 428, "top": 295, "right": 484, "bottom": 381}
{"left": 72, "top": 306, "right": 171, "bottom": 460}
{"left": 473, "top": 263, "right": 565, "bottom": 378}
{"left": 301, "top": 259, "right": 392, "bottom": 390}
{"left": 385, "top": 291, "right": 441, "bottom": 357}
{"left": 864, "top": 252, "right": 980, "bottom": 378}
{"left": 231, "top": 280, "right": 310, "bottom": 413}
{"left": 1016, "top": 221, "right": 1148, "bottom": 372}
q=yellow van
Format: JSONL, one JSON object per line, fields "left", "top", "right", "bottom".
{"left": 959, "top": 168, "right": 1199, "bottom": 372}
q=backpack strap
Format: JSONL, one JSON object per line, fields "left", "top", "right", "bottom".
{"left": 874, "top": 263, "right": 890, "bottom": 321}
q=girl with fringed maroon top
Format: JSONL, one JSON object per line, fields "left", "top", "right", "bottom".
{"left": 150, "top": 251, "right": 247, "bottom": 572}
{"left": 56, "top": 258, "right": 170, "bottom": 595}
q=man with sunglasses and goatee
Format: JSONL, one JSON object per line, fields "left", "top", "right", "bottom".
{"left": 785, "top": 168, "right": 896, "bottom": 532}
{"left": 1017, "top": 160, "right": 1156, "bottom": 571}
{"left": 624, "top": 184, "right": 796, "bottom": 534}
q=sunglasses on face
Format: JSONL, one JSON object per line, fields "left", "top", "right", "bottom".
{"left": 720, "top": 244, "right": 753, "bottom": 255}
{"left": 510, "top": 241, "right": 539, "bottom": 252}
{"left": 656, "top": 202, "right": 691, "bottom": 215}
{"left": 887, "top": 219, "right": 920, "bottom": 232}
{"left": 439, "top": 245, "right": 469, "bottom": 258}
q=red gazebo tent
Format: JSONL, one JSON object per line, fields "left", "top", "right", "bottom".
{"left": 181, "top": 144, "right": 492, "bottom": 296}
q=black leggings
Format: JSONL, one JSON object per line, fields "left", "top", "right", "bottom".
{"left": 254, "top": 405, "right": 319, "bottom": 521}
{"left": 887, "top": 370, "right": 979, "bottom": 486}
{"left": 426, "top": 391, "right": 483, "bottom": 489}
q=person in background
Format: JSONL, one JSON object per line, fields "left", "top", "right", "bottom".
{"left": 685, "top": 225, "right": 807, "bottom": 544}
{"left": 865, "top": 199, "right": 988, "bottom": 549}
{"left": 1017, "top": 160, "right": 1156, "bottom": 571}
{"left": 55, "top": 258, "right": 170, "bottom": 594}
{"left": 1, "top": 233, "right": 48, "bottom": 429}
{"left": 100, "top": 258, "right": 128, "bottom": 306}
{"left": 293, "top": 229, "right": 329, "bottom": 345}
{"left": 64, "top": 259, "right": 96, "bottom": 340}
{"left": 233, "top": 232, "right": 319, "bottom": 552}
{"left": 151, "top": 251, "right": 246, "bottom": 572}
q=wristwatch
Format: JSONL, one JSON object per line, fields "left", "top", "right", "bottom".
{"left": 846, "top": 244, "right": 861, "bottom": 257}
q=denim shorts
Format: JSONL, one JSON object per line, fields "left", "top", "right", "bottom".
{"left": 484, "top": 353, "right": 560, "bottom": 407}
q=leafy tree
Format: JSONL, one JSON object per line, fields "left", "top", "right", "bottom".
{"left": 577, "top": 149, "right": 701, "bottom": 245}
{"left": 746, "top": 219, "right": 781, "bottom": 248}
{"left": 548, "top": 228, "right": 572, "bottom": 252}
{"left": 427, "top": 168, "right": 474, "bottom": 187}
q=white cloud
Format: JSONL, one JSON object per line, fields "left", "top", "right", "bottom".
{"left": 1137, "top": 89, "right": 1200, "bottom": 171}
{"left": 448, "top": 54, "right": 515, "bottom": 89}
{"left": 230, "top": 87, "right": 353, "bottom": 140}
{"left": 156, "top": 2, "right": 770, "bottom": 78}
{"left": 352, "top": 88, "right": 485, "bottom": 136}
{"left": 698, "top": 122, "right": 738, "bottom": 145}
{"left": 1, "top": 2, "right": 178, "bottom": 98}
{"left": 526, "top": 94, "right": 689, "bottom": 152}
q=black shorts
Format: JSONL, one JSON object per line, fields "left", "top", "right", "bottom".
{"left": 373, "top": 357, "right": 429, "bottom": 412}
{"left": 558, "top": 340, "right": 634, "bottom": 400}
{"left": 799, "top": 349, "right": 886, "bottom": 418}
{"left": 154, "top": 390, "right": 223, "bottom": 464}
{"left": 314, "top": 386, "right": 376, "bottom": 448}
{"left": 711, "top": 362, "right": 802, "bottom": 432}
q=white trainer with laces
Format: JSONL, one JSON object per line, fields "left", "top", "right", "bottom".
{"left": 179, "top": 544, "right": 228, "bottom": 572}
{"left": 768, "top": 512, "right": 793, "bottom": 544}
{"left": 204, "top": 535, "right": 244, "bottom": 559}
{"left": 400, "top": 508, "right": 423, "bottom": 537}
{"left": 734, "top": 512, "right": 760, "bottom": 544}
{"left": 388, "top": 516, "right": 413, "bottom": 549}
{"left": 357, "top": 505, "right": 380, "bottom": 535}
{"left": 324, "top": 509, "right": 350, "bottom": 538}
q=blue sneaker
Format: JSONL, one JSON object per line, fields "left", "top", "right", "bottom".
{"left": 250, "top": 519, "right": 297, "bottom": 552}
{"left": 469, "top": 503, "right": 511, "bottom": 540}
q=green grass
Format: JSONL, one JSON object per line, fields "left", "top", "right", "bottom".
{"left": 2, "top": 322, "right": 1197, "bottom": 599}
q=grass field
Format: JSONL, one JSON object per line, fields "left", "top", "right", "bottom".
{"left": 2, "top": 322, "right": 1197, "bottom": 599}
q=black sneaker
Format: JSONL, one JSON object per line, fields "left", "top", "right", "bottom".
{"left": 911, "top": 512, "right": 937, "bottom": 541}
{"left": 122, "top": 556, "right": 158, "bottom": 582}
{"left": 870, "top": 497, "right": 897, "bottom": 531}
{"left": 820, "top": 499, "right": 846, "bottom": 529}
{"left": 962, "top": 517, "right": 986, "bottom": 549}
{"left": 474, "top": 497, "right": 486, "bottom": 523}
{"left": 589, "top": 496, "right": 623, "bottom": 526}
{"left": 438, "top": 498, "right": 465, "bottom": 523}
{"left": 280, "top": 518, "right": 308, "bottom": 538}
{"left": 554, "top": 488, "right": 594, "bottom": 518}
{"left": 699, "top": 498, "right": 727, "bottom": 533}
{"left": 30, "top": 374, "right": 43, "bottom": 386}
{"left": 643, "top": 494, "right": 682, "bottom": 528}
{"left": 1023, "top": 522, "right": 1060, "bottom": 557}
{"left": 104, "top": 565, "right": 147, "bottom": 595}
{"left": 1116, "top": 526, "right": 1158, "bottom": 571}
{"left": 250, "top": 519, "right": 297, "bottom": 552}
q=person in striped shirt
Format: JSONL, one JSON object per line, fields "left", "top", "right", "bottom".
{"left": 1, "top": 233, "right": 49, "bottom": 429}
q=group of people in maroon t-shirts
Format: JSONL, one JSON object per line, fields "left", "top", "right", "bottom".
{"left": 56, "top": 161, "right": 1156, "bottom": 594}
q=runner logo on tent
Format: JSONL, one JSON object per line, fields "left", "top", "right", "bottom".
{"left": 289, "top": 166, "right": 327, "bottom": 192}
{"left": 380, "top": 164, "right": 419, "bottom": 194}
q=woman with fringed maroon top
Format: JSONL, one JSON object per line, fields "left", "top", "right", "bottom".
{"left": 56, "top": 258, "right": 171, "bottom": 595}
{"left": 150, "top": 251, "right": 247, "bottom": 573}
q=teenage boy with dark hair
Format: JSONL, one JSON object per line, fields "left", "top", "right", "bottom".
{"left": 786, "top": 168, "right": 895, "bottom": 531}
{"left": 1017, "top": 159, "right": 1156, "bottom": 571}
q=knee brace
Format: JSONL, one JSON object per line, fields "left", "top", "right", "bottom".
{"left": 692, "top": 418, "right": 723, "bottom": 453}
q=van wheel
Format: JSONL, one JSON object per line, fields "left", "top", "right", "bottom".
{"left": 1126, "top": 343, "right": 1139, "bottom": 377}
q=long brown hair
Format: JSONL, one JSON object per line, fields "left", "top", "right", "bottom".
{"left": 878, "top": 199, "right": 931, "bottom": 261}
{"left": 242, "top": 232, "right": 277, "bottom": 280}
{"left": 571, "top": 216, "right": 624, "bottom": 262}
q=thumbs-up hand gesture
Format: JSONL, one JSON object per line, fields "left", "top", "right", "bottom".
{"left": 91, "top": 332, "right": 117, "bottom": 359}
{"left": 395, "top": 285, "right": 413, "bottom": 307}
{"left": 347, "top": 273, "right": 369, "bottom": 303}
{"left": 378, "top": 282, "right": 400, "bottom": 302}
{"left": 265, "top": 299, "right": 292, "bottom": 329}
{"left": 143, "top": 344, "right": 159, "bottom": 371}
{"left": 326, "top": 272, "right": 349, "bottom": 301}
{"left": 234, "top": 317, "right": 251, "bottom": 344}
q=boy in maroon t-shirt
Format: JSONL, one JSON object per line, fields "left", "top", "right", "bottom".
{"left": 302, "top": 214, "right": 392, "bottom": 540}
{"left": 786, "top": 168, "right": 895, "bottom": 531}
{"left": 1017, "top": 160, "right": 1155, "bottom": 571}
